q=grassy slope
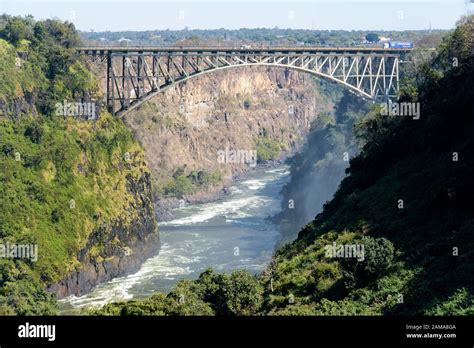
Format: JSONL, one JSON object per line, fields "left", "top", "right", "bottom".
{"left": 264, "top": 15, "right": 474, "bottom": 315}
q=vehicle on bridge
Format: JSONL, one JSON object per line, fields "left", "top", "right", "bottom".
{"left": 383, "top": 41, "right": 414, "bottom": 49}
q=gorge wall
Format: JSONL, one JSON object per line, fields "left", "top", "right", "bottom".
{"left": 275, "top": 91, "right": 371, "bottom": 242}
{"left": 123, "top": 67, "right": 336, "bottom": 219}
{"left": 0, "top": 28, "right": 160, "bottom": 309}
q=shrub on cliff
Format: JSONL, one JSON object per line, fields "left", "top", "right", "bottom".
{"left": 162, "top": 168, "right": 222, "bottom": 198}
{"left": 255, "top": 137, "right": 284, "bottom": 162}
{"left": 340, "top": 236, "right": 395, "bottom": 288}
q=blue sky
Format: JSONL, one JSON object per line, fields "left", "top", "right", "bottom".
{"left": 1, "top": 0, "right": 472, "bottom": 31}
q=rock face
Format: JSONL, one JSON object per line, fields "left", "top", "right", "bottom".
{"left": 0, "top": 94, "right": 37, "bottom": 120}
{"left": 48, "top": 172, "right": 159, "bottom": 299}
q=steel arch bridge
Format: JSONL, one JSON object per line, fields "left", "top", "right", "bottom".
{"left": 77, "top": 46, "right": 411, "bottom": 117}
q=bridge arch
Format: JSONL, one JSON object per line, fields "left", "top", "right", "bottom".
{"left": 114, "top": 63, "right": 373, "bottom": 117}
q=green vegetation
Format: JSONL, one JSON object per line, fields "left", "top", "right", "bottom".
{"left": 89, "top": 268, "right": 262, "bottom": 316}
{"left": 160, "top": 166, "right": 222, "bottom": 198}
{"left": 269, "top": 15, "right": 474, "bottom": 315}
{"left": 255, "top": 136, "right": 286, "bottom": 162}
{"left": 365, "top": 33, "right": 380, "bottom": 43}
{"left": 0, "top": 16, "right": 153, "bottom": 314}
{"left": 92, "top": 16, "right": 474, "bottom": 316}
{"left": 243, "top": 99, "right": 252, "bottom": 109}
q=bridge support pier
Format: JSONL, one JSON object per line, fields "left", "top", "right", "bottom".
{"left": 106, "top": 52, "right": 115, "bottom": 116}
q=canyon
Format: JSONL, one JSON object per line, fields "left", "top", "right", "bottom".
{"left": 55, "top": 66, "right": 337, "bottom": 302}
{"left": 121, "top": 66, "right": 335, "bottom": 219}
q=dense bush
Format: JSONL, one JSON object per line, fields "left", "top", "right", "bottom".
{"left": 255, "top": 137, "right": 284, "bottom": 162}
{"left": 92, "top": 268, "right": 263, "bottom": 316}
{"left": 162, "top": 167, "right": 221, "bottom": 198}
{"left": 340, "top": 237, "right": 395, "bottom": 287}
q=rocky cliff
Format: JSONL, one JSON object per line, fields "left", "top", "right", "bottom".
{"left": 0, "top": 38, "right": 161, "bottom": 302}
{"left": 0, "top": 18, "right": 161, "bottom": 313}
{"left": 47, "top": 171, "right": 159, "bottom": 298}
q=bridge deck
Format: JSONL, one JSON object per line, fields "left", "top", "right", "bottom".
{"left": 77, "top": 46, "right": 412, "bottom": 54}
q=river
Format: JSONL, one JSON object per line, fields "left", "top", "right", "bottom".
{"left": 59, "top": 164, "right": 290, "bottom": 313}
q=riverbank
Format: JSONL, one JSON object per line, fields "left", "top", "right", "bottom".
{"left": 59, "top": 163, "right": 290, "bottom": 313}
